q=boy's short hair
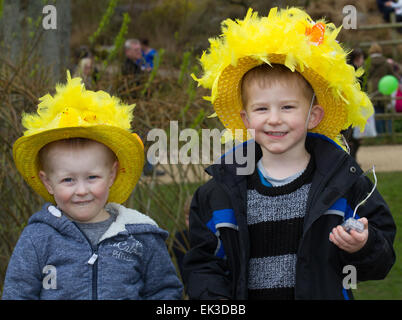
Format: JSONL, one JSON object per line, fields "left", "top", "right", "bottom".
{"left": 38, "top": 138, "right": 117, "bottom": 173}
{"left": 241, "top": 64, "right": 315, "bottom": 108}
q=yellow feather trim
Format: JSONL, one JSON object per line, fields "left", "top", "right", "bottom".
{"left": 193, "top": 7, "right": 374, "bottom": 136}
{"left": 22, "top": 71, "right": 135, "bottom": 137}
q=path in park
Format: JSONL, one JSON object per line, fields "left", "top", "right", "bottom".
{"left": 357, "top": 145, "right": 402, "bottom": 173}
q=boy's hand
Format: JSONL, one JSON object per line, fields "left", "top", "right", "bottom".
{"left": 329, "top": 218, "right": 369, "bottom": 253}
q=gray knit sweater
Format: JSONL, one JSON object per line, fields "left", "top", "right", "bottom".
{"left": 247, "top": 158, "right": 314, "bottom": 299}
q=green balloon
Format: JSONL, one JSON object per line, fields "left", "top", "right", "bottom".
{"left": 378, "top": 75, "right": 399, "bottom": 95}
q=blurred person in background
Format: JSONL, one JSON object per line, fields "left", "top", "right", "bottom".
{"left": 343, "top": 48, "right": 366, "bottom": 159}
{"left": 122, "top": 39, "right": 143, "bottom": 76}
{"left": 140, "top": 39, "right": 157, "bottom": 72}
{"left": 73, "top": 57, "right": 96, "bottom": 89}
{"left": 377, "top": 0, "right": 397, "bottom": 22}
{"left": 367, "top": 43, "right": 395, "bottom": 134}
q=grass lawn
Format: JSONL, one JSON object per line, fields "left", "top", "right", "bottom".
{"left": 353, "top": 172, "right": 402, "bottom": 300}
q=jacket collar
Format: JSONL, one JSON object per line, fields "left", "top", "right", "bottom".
{"left": 306, "top": 133, "right": 364, "bottom": 189}
{"left": 99, "top": 203, "right": 163, "bottom": 242}
{"left": 205, "top": 133, "right": 364, "bottom": 201}
{"left": 205, "top": 139, "right": 261, "bottom": 187}
{"left": 28, "top": 202, "right": 165, "bottom": 244}
{"left": 206, "top": 134, "right": 357, "bottom": 179}
{"left": 305, "top": 133, "right": 351, "bottom": 177}
{"left": 303, "top": 134, "right": 365, "bottom": 235}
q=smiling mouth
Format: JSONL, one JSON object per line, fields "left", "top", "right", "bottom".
{"left": 73, "top": 200, "right": 93, "bottom": 205}
{"left": 265, "top": 131, "right": 287, "bottom": 137}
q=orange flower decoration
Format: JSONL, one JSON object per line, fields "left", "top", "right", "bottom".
{"left": 305, "top": 22, "right": 325, "bottom": 46}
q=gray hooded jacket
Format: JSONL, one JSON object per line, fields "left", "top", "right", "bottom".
{"left": 2, "top": 203, "right": 183, "bottom": 300}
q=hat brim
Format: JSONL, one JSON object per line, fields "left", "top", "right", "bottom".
{"left": 213, "top": 54, "right": 348, "bottom": 141}
{"left": 13, "top": 125, "right": 144, "bottom": 204}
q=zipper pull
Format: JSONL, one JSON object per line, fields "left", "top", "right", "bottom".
{"left": 87, "top": 253, "right": 98, "bottom": 265}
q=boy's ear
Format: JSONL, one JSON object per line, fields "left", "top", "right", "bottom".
{"left": 240, "top": 110, "right": 250, "bottom": 129}
{"left": 39, "top": 170, "right": 54, "bottom": 195}
{"left": 307, "top": 105, "right": 325, "bottom": 130}
{"left": 108, "top": 161, "right": 118, "bottom": 188}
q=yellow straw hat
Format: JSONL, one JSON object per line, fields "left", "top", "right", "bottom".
{"left": 13, "top": 71, "right": 144, "bottom": 204}
{"left": 192, "top": 7, "right": 373, "bottom": 145}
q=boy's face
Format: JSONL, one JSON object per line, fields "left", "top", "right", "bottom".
{"left": 39, "top": 141, "right": 118, "bottom": 223}
{"left": 240, "top": 79, "right": 323, "bottom": 157}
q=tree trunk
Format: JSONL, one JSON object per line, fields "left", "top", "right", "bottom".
{"left": 0, "top": 0, "right": 71, "bottom": 84}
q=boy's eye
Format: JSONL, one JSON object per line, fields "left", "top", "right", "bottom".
{"left": 282, "top": 105, "right": 295, "bottom": 110}
{"left": 61, "top": 178, "right": 73, "bottom": 183}
{"left": 88, "top": 175, "right": 99, "bottom": 180}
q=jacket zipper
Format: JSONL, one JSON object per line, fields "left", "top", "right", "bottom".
{"left": 90, "top": 248, "right": 99, "bottom": 300}
{"left": 73, "top": 222, "right": 100, "bottom": 300}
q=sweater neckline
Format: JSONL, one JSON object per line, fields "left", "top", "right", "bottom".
{"left": 248, "top": 155, "right": 315, "bottom": 196}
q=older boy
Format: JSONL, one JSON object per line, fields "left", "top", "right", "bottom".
{"left": 183, "top": 7, "right": 396, "bottom": 300}
{"left": 2, "top": 72, "right": 183, "bottom": 300}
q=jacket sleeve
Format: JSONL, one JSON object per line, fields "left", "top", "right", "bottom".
{"left": 140, "top": 232, "right": 183, "bottom": 300}
{"left": 182, "top": 181, "right": 233, "bottom": 300}
{"left": 2, "top": 227, "right": 43, "bottom": 300}
{"left": 340, "top": 175, "right": 396, "bottom": 281}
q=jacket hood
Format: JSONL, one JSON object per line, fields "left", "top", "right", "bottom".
{"left": 28, "top": 202, "right": 167, "bottom": 243}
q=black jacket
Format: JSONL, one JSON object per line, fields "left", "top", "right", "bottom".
{"left": 183, "top": 135, "right": 396, "bottom": 300}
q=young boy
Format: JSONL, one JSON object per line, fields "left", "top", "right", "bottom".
{"left": 183, "top": 7, "right": 396, "bottom": 300}
{"left": 2, "top": 72, "right": 183, "bottom": 300}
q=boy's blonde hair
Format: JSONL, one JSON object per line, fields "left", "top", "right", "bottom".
{"left": 38, "top": 138, "right": 117, "bottom": 173}
{"left": 241, "top": 64, "right": 315, "bottom": 108}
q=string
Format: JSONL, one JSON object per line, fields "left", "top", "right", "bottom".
{"left": 304, "top": 93, "right": 316, "bottom": 131}
{"left": 341, "top": 134, "right": 351, "bottom": 154}
{"left": 353, "top": 165, "right": 377, "bottom": 218}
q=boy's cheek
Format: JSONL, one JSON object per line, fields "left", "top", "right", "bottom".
{"left": 52, "top": 187, "right": 73, "bottom": 203}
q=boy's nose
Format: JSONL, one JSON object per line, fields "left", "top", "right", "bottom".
{"left": 267, "top": 110, "right": 282, "bottom": 125}
{"left": 75, "top": 181, "right": 89, "bottom": 195}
